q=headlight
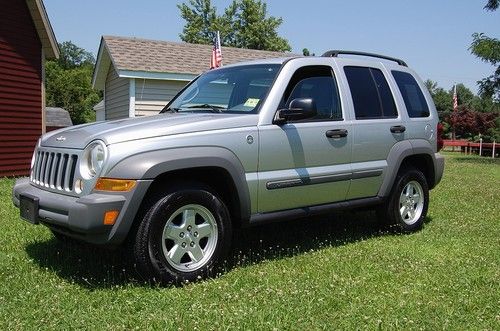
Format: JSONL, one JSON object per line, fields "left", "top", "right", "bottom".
{"left": 81, "top": 140, "right": 107, "bottom": 179}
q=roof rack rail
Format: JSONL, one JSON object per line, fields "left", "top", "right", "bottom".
{"left": 321, "top": 50, "right": 408, "bottom": 67}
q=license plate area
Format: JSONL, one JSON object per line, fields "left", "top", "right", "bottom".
{"left": 20, "top": 194, "right": 39, "bottom": 224}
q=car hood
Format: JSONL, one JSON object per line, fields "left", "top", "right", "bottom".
{"left": 42, "top": 113, "right": 258, "bottom": 149}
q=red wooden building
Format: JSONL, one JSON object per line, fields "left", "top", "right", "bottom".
{"left": 0, "top": 0, "right": 59, "bottom": 177}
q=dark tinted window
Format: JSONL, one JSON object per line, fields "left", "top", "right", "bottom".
{"left": 392, "top": 71, "right": 430, "bottom": 118}
{"left": 282, "top": 66, "right": 342, "bottom": 121}
{"left": 372, "top": 69, "right": 398, "bottom": 117}
{"left": 344, "top": 66, "right": 398, "bottom": 119}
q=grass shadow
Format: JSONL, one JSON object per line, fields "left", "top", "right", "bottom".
{"left": 25, "top": 238, "right": 140, "bottom": 288}
{"left": 228, "top": 211, "right": 427, "bottom": 269}
{"left": 25, "top": 210, "right": 432, "bottom": 289}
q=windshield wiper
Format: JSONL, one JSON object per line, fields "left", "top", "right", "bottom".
{"left": 160, "top": 107, "right": 180, "bottom": 114}
{"left": 186, "top": 104, "right": 225, "bottom": 113}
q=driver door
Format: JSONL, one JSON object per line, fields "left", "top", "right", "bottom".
{"left": 257, "top": 65, "right": 352, "bottom": 213}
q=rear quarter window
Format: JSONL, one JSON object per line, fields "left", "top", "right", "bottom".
{"left": 392, "top": 71, "right": 430, "bottom": 118}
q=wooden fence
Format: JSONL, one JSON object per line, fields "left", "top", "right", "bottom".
{"left": 443, "top": 140, "right": 497, "bottom": 158}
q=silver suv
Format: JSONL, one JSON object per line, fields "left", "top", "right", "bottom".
{"left": 13, "top": 51, "right": 445, "bottom": 283}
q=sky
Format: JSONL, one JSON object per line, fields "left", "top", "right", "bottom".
{"left": 43, "top": 0, "right": 499, "bottom": 94}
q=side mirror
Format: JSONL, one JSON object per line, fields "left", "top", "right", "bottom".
{"left": 274, "top": 98, "right": 317, "bottom": 124}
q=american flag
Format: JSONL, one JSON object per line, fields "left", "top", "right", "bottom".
{"left": 453, "top": 85, "right": 458, "bottom": 111}
{"left": 210, "top": 31, "right": 222, "bottom": 69}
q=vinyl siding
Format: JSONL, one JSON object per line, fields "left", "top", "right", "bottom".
{"left": 134, "top": 79, "right": 187, "bottom": 116}
{"left": 105, "top": 67, "right": 129, "bottom": 120}
{"left": 0, "top": 0, "right": 42, "bottom": 176}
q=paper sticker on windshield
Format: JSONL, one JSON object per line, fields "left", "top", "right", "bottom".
{"left": 244, "top": 98, "right": 259, "bottom": 107}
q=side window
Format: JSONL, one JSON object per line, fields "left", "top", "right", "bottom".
{"left": 392, "top": 71, "right": 430, "bottom": 118}
{"left": 281, "top": 66, "right": 342, "bottom": 121}
{"left": 344, "top": 66, "right": 397, "bottom": 119}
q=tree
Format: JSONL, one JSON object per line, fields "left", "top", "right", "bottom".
{"left": 470, "top": 33, "right": 500, "bottom": 100}
{"left": 424, "top": 79, "right": 499, "bottom": 140}
{"left": 57, "top": 41, "right": 95, "bottom": 70}
{"left": 484, "top": 0, "right": 499, "bottom": 11}
{"left": 177, "top": 0, "right": 221, "bottom": 45}
{"left": 45, "top": 41, "right": 101, "bottom": 124}
{"left": 425, "top": 79, "right": 452, "bottom": 115}
{"left": 455, "top": 84, "right": 475, "bottom": 107}
{"left": 302, "top": 48, "right": 315, "bottom": 56}
{"left": 469, "top": 2, "right": 500, "bottom": 99}
{"left": 449, "top": 106, "right": 498, "bottom": 141}
{"left": 178, "top": 0, "right": 291, "bottom": 52}
{"left": 228, "top": 0, "right": 291, "bottom": 51}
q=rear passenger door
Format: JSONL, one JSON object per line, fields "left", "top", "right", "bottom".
{"left": 340, "top": 64, "right": 407, "bottom": 200}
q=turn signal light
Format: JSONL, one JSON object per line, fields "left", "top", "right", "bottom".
{"left": 95, "top": 178, "right": 136, "bottom": 192}
{"left": 103, "top": 210, "right": 119, "bottom": 225}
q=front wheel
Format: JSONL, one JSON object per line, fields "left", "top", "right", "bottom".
{"left": 132, "top": 185, "right": 232, "bottom": 284}
{"left": 377, "top": 168, "right": 429, "bottom": 233}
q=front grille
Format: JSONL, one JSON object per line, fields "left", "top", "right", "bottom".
{"left": 30, "top": 150, "right": 79, "bottom": 192}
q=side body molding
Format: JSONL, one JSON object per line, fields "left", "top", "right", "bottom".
{"left": 105, "top": 146, "right": 252, "bottom": 222}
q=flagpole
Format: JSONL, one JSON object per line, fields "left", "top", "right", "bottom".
{"left": 452, "top": 84, "right": 457, "bottom": 143}
{"left": 210, "top": 31, "right": 223, "bottom": 69}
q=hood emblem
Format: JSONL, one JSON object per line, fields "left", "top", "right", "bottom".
{"left": 55, "top": 136, "right": 66, "bottom": 142}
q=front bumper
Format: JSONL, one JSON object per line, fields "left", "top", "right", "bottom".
{"left": 12, "top": 178, "right": 152, "bottom": 245}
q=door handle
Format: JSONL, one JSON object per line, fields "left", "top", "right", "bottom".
{"left": 326, "top": 129, "right": 348, "bottom": 138}
{"left": 390, "top": 125, "right": 406, "bottom": 133}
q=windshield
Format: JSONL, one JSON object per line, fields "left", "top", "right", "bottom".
{"left": 164, "top": 64, "right": 281, "bottom": 114}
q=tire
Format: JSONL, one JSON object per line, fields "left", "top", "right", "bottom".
{"left": 132, "top": 184, "right": 232, "bottom": 284}
{"left": 377, "top": 167, "right": 429, "bottom": 233}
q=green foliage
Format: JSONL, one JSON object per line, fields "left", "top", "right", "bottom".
{"left": 470, "top": 33, "right": 500, "bottom": 100}
{"left": 455, "top": 84, "right": 475, "bottom": 105}
{"left": 484, "top": 0, "right": 499, "bottom": 11}
{"left": 178, "top": 0, "right": 291, "bottom": 52}
{"left": 301, "top": 48, "right": 315, "bottom": 56}
{"left": 470, "top": 3, "right": 500, "bottom": 99}
{"left": 1, "top": 154, "right": 499, "bottom": 329}
{"left": 45, "top": 41, "right": 101, "bottom": 125}
{"left": 56, "top": 41, "right": 95, "bottom": 70}
{"left": 177, "top": 0, "right": 220, "bottom": 45}
{"left": 228, "top": 0, "right": 291, "bottom": 51}
{"left": 449, "top": 106, "right": 499, "bottom": 141}
{"left": 425, "top": 79, "right": 452, "bottom": 115}
{"left": 425, "top": 80, "right": 499, "bottom": 140}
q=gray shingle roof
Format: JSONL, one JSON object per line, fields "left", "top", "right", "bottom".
{"left": 103, "top": 35, "right": 294, "bottom": 75}
{"left": 45, "top": 107, "right": 72, "bottom": 127}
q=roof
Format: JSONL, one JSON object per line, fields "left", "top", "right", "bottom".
{"left": 45, "top": 107, "right": 72, "bottom": 127}
{"left": 25, "top": 0, "right": 59, "bottom": 59}
{"left": 93, "top": 35, "right": 296, "bottom": 90}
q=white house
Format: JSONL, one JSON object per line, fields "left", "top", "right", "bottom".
{"left": 92, "top": 36, "right": 290, "bottom": 120}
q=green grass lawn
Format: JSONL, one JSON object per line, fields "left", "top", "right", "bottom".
{"left": 1, "top": 153, "right": 499, "bottom": 330}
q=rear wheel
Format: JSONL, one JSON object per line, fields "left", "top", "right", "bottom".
{"left": 132, "top": 184, "right": 232, "bottom": 284}
{"left": 377, "top": 168, "right": 429, "bottom": 233}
